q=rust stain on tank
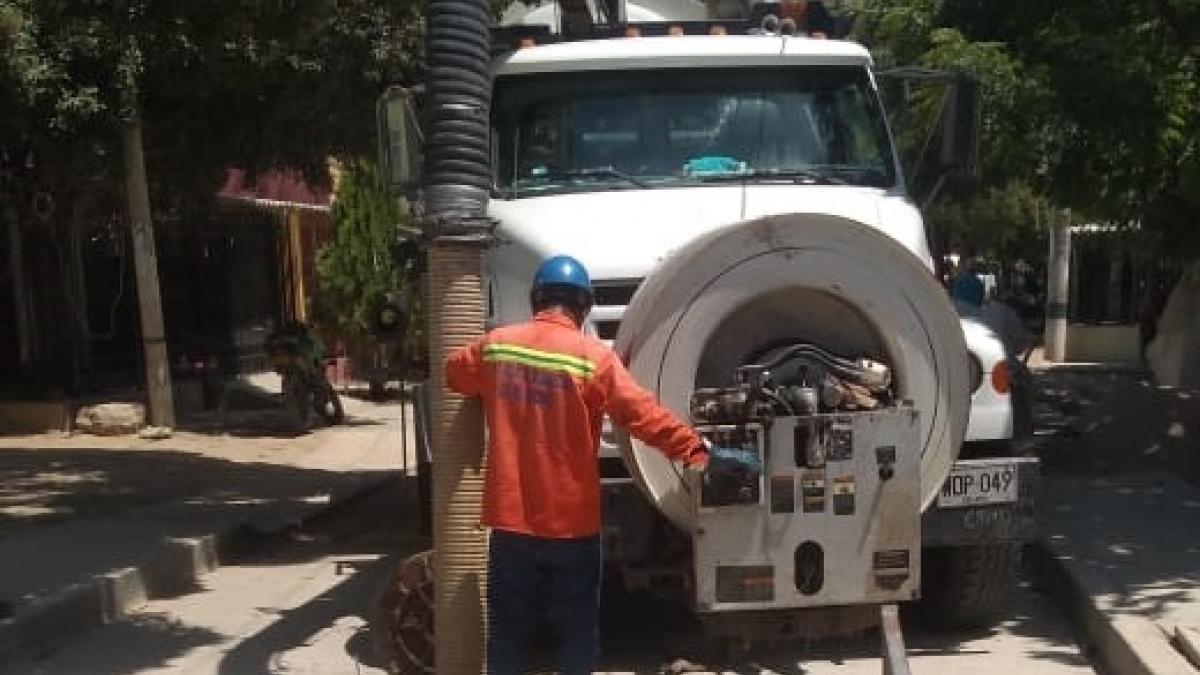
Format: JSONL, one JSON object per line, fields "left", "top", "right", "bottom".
{"left": 748, "top": 216, "right": 786, "bottom": 251}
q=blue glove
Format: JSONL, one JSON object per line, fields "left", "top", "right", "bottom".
{"left": 707, "top": 445, "right": 763, "bottom": 476}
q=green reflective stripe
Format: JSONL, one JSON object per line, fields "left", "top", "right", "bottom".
{"left": 483, "top": 343, "right": 595, "bottom": 378}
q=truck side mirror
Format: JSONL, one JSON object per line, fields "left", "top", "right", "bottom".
{"left": 378, "top": 86, "right": 423, "bottom": 195}
{"left": 939, "top": 75, "right": 980, "bottom": 180}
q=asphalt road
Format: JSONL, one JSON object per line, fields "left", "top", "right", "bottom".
{"left": 4, "top": 481, "right": 1095, "bottom": 675}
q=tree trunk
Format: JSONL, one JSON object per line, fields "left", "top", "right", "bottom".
{"left": 122, "top": 116, "right": 175, "bottom": 427}
{"left": 4, "top": 204, "right": 34, "bottom": 372}
{"left": 1044, "top": 211, "right": 1071, "bottom": 362}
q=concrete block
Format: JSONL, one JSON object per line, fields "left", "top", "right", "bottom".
{"left": 142, "top": 535, "right": 219, "bottom": 597}
{"left": 98, "top": 567, "right": 148, "bottom": 621}
{"left": 0, "top": 583, "right": 103, "bottom": 661}
{"left": 74, "top": 402, "right": 145, "bottom": 436}
{"left": 1103, "top": 616, "right": 1198, "bottom": 675}
{"left": 1176, "top": 626, "right": 1200, "bottom": 670}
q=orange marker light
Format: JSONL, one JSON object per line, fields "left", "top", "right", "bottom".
{"left": 624, "top": 25, "right": 641, "bottom": 37}
{"left": 668, "top": 24, "right": 685, "bottom": 36}
{"left": 710, "top": 25, "right": 728, "bottom": 35}
{"left": 518, "top": 36, "right": 537, "bottom": 48}
{"left": 991, "top": 360, "right": 1012, "bottom": 395}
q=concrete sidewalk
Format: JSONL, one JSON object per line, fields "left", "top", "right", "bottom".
{"left": 0, "top": 392, "right": 415, "bottom": 664}
{"left": 1040, "top": 473, "right": 1200, "bottom": 674}
{"left": 1031, "top": 366, "right": 1200, "bottom": 673}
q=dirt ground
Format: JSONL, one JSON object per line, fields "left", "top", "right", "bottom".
{"left": 0, "top": 378, "right": 406, "bottom": 538}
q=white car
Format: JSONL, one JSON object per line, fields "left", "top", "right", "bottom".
{"left": 960, "top": 314, "right": 1032, "bottom": 449}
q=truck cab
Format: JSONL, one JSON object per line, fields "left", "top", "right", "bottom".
{"left": 482, "top": 34, "right": 1022, "bottom": 451}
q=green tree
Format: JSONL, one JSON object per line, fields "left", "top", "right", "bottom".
{"left": 315, "top": 160, "right": 405, "bottom": 335}
{"left": 854, "top": 0, "right": 1200, "bottom": 256}
{"left": 0, "top": 0, "right": 424, "bottom": 391}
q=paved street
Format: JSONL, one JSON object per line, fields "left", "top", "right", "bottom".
{"left": 10, "top": 366, "right": 1200, "bottom": 674}
{"left": 4, "top": 480, "right": 1095, "bottom": 675}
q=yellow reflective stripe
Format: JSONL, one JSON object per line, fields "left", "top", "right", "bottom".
{"left": 484, "top": 343, "right": 595, "bottom": 372}
{"left": 483, "top": 343, "right": 595, "bottom": 379}
{"left": 484, "top": 351, "right": 593, "bottom": 379}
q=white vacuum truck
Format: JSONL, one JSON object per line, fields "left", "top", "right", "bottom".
{"left": 376, "top": 0, "right": 1037, "bottom": 664}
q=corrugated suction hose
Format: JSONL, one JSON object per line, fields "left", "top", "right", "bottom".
{"left": 424, "top": 0, "right": 493, "bottom": 220}
{"left": 423, "top": 0, "right": 494, "bottom": 668}
{"left": 428, "top": 242, "right": 488, "bottom": 674}
{"left": 424, "top": 0, "right": 494, "bottom": 662}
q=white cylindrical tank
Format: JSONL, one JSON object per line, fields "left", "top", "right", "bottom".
{"left": 613, "top": 214, "right": 970, "bottom": 529}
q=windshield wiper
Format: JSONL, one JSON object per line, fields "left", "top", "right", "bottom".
{"left": 530, "top": 167, "right": 649, "bottom": 188}
{"left": 692, "top": 168, "right": 846, "bottom": 185}
{"left": 744, "top": 169, "right": 847, "bottom": 185}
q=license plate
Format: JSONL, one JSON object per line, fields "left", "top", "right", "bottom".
{"left": 938, "top": 462, "right": 1019, "bottom": 508}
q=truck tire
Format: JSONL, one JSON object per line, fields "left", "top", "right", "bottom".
{"left": 371, "top": 550, "right": 435, "bottom": 674}
{"left": 614, "top": 214, "right": 970, "bottom": 527}
{"left": 919, "top": 543, "right": 1022, "bottom": 628}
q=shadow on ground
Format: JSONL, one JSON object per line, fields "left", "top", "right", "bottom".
{"left": 0, "top": 446, "right": 391, "bottom": 537}
{"left": 1033, "top": 368, "right": 1200, "bottom": 483}
{"left": 585, "top": 554, "right": 1090, "bottom": 673}
{"left": 5, "top": 479, "right": 423, "bottom": 675}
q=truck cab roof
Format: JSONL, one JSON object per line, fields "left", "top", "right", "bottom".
{"left": 493, "top": 35, "right": 872, "bottom": 76}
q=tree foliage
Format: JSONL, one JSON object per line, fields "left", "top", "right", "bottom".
{"left": 1, "top": 0, "right": 423, "bottom": 213}
{"left": 1, "top": 0, "right": 424, "bottom": 388}
{"left": 314, "top": 159, "right": 425, "bottom": 376}
{"left": 854, "top": 0, "right": 1200, "bottom": 257}
{"left": 315, "top": 160, "right": 404, "bottom": 335}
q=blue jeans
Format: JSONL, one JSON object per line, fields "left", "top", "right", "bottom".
{"left": 487, "top": 529, "right": 602, "bottom": 675}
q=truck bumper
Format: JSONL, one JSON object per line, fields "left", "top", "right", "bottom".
{"left": 922, "top": 457, "right": 1040, "bottom": 547}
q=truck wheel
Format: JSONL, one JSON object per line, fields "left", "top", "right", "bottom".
{"left": 371, "top": 550, "right": 435, "bottom": 674}
{"left": 919, "top": 543, "right": 1022, "bottom": 628}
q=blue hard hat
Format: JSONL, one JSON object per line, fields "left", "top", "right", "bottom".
{"left": 532, "top": 255, "right": 592, "bottom": 295}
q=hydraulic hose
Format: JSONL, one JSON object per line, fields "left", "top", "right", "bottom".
{"left": 423, "top": 0, "right": 494, "bottom": 670}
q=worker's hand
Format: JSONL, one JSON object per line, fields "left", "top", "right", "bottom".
{"left": 705, "top": 445, "right": 763, "bottom": 477}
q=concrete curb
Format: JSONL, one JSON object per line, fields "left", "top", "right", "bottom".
{"left": 1177, "top": 627, "right": 1200, "bottom": 670}
{"left": 1030, "top": 541, "right": 1199, "bottom": 675}
{"left": 0, "top": 474, "right": 396, "bottom": 666}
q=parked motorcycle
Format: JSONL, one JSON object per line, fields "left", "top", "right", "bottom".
{"left": 265, "top": 323, "right": 345, "bottom": 427}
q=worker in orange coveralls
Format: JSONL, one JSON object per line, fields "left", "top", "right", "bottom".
{"left": 445, "top": 254, "right": 761, "bottom": 675}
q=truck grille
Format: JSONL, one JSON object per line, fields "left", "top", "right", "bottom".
{"left": 592, "top": 279, "right": 641, "bottom": 307}
{"left": 590, "top": 279, "right": 642, "bottom": 342}
{"left": 595, "top": 320, "right": 621, "bottom": 340}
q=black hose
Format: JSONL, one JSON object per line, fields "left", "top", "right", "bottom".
{"left": 423, "top": 0, "right": 494, "bottom": 224}
{"left": 757, "top": 343, "right": 892, "bottom": 392}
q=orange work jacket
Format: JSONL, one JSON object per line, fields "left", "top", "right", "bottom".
{"left": 445, "top": 310, "right": 706, "bottom": 538}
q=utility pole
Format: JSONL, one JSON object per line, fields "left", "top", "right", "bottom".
{"left": 1044, "top": 208, "right": 1071, "bottom": 362}
{"left": 122, "top": 115, "right": 175, "bottom": 427}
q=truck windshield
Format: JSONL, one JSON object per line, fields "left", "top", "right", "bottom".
{"left": 493, "top": 66, "right": 896, "bottom": 196}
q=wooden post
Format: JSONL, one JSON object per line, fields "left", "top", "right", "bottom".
{"left": 122, "top": 116, "right": 175, "bottom": 427}
{"left": 288, "top": 209, "right": 308, "bottom": 322}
